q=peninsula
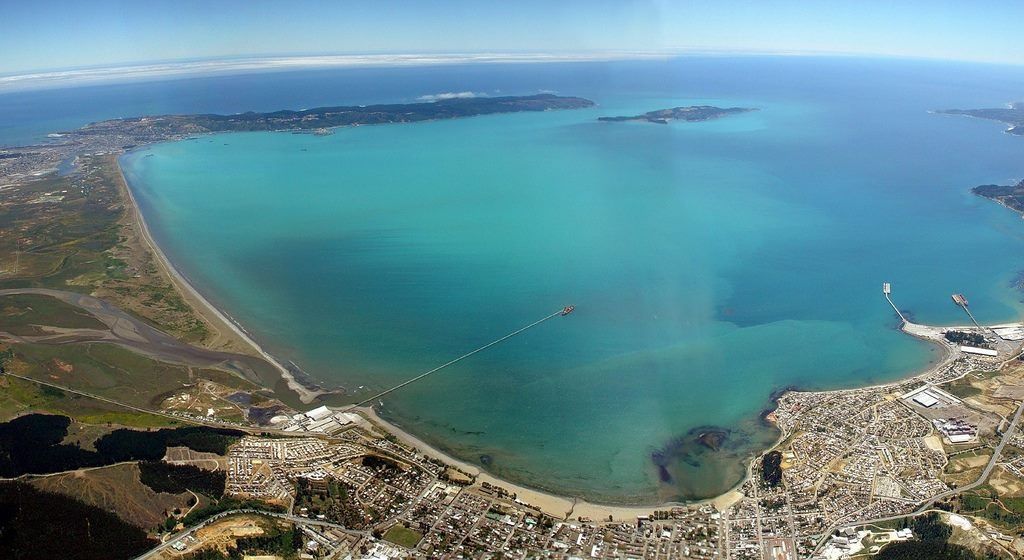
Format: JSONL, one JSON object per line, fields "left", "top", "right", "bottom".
{"left": 973, "top": 178, "right": 1024, "bottom": 216}
{"left": 4, "top": 92, "right": 1024, "bottom": 560}
{"left": 936, "top": 102, "right": 1024, "bottom": 135}
{"left": 597, "top": 105, "right": 755, "bottom": 124}
{"left": 0, "top": 94, "right": 595, "bottom": 181}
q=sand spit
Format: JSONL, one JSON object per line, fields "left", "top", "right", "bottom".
{"left": 115, "top": 157, "right": 327, "bottom": 404}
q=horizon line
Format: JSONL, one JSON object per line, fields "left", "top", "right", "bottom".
{"left": 2, "top": 49, "right": 1021, "bottom": 94}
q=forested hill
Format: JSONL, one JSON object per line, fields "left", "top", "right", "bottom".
{"left": 72, "top": 94, "right": 595, "bottom": 136}
{"left": 973, "top": 179, "right": 1024, "bottom": 216}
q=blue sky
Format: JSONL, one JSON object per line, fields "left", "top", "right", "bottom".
{"left": 2, "top": 0, "right": 1023, "bottom": 74}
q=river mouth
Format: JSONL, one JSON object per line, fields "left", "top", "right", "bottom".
{"left": 120, "top": 57, "right": 1024, "bottom": 503}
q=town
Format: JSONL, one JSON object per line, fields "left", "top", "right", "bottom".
{"left": 136, "top": 310, "right": 1024, "bottom": 559}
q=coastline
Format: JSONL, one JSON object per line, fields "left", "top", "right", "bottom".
{"left": 350, "top": 315, "right": 995, "bottom": 518}
{"left": 113, "top": 150, "right": 762, "bottom": 516}
{"left": 355, "top": 405, "right": 746, "bottom": 520}
{"left": 112, "top": 153, "right": 987, "bottom": 515}
{"left": 108, "top": 129, "right": 1024, "bottom": 523}
{"left": 114, "top": 154, "right": 327, "bottom": 404}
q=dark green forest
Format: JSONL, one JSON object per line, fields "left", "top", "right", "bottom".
{"left": 0, "top": 482, "right": 155, "bottom": 560}
{"left": 0, "top": 413, "right": 243, "bottom": 477}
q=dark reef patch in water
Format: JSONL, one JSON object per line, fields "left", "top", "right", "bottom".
{"left": 893, "top": 309, "right": 916, "bottom": 328}
{"left": 651, "top": 426, "right": 734, "bottom": 472}
{"left": 696, "top": 430, "right": 728, "bottom": 451}
{"left": 1011, "top": 269, "right": 1024, "bottom": 297}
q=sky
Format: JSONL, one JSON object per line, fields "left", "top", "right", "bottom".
{"left": 2, "top": 0, "right": 1023, "bottom": 76}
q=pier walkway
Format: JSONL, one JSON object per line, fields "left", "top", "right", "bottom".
{"left": 345, "top": 308, "right": 569, "bottom": 409}
{"left": 884, "top": 291, "right": 907, "bottom": 324}
{"left": 954, "top": 298, "right": 987, "bottom": 332}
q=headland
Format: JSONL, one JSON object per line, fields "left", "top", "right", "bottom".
{"left": 0, "top": 93, "right": 595, "bottom": 182}
{"left": 936, "top": 101, "right": 1024, "bottom": 135}
{"left": 3, "top": 91, "right": 1024, "bottom": 559}
{"left": 973, "top": 178, "right": 1024, "bottom": 216}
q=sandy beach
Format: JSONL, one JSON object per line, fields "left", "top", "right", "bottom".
{"left": 355, "top": 405, "right": 698, "bottom": 521}
{"left": 114, "top": 155, "right": 327, "bottom": 404}
{"left": 113, "top": 151, "right": 731, "bottom": 517}
{"left": 112, "top": 150, "right": 1015, "bottom": 522}
{"left": 113, "top": 153, "right": 682, "bottom": 518}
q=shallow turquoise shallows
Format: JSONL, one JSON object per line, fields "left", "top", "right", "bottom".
{"left": 121, "top": 57, "right": 1024, "bottom": 503}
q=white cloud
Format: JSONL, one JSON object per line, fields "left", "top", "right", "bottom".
{"left": 416, "top": 91, "right": 481, "bottom": 102}
{"left": 0, "top": 52, "right": 672, "bottom": 93}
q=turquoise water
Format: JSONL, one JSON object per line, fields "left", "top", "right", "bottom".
{"left": 121, "top": 57, "right": 1024, "bottom": 503}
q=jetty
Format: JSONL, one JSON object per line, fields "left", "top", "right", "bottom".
{"left": 882, "top": 282, "right": 907, "bottom": 324}
{"left": 883, "top": 283, "right": 1024, "bottom": 351}
{"left": 951, "top": 292, "right": 987, "bottom": 332}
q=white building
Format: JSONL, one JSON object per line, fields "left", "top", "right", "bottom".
{"left": 305, "top": 405, "right": 333, "bottom": 421}
{"left": 960, "top": 345, "right": 998, "bottom": 357}
{"left": 912, "top": 392, "right": 939, "bottom": 408}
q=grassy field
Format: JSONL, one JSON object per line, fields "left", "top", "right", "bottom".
{"left": 0, "top": 293, "right": 107, "bottom": 335}
{"left": 11, "top": 342, "right": 195, "bottom": 406}
{"left": 0, "top": 373, "right": 178, "bottom": 428}
{"left": 30, "top": 462, "right": 191, "bottom": 531}
{"left": 383, "top": 523, "right": 423, "bottom": 548}
{"left": 0, "top": 157, "right": 126, "bottom": 288}
{"left": 0, "top": 155, "right": 209, "bottom": 343}
{"left": 944, "top": 376, "right": 984, "bottom": 399}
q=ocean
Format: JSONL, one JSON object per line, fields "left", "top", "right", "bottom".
{"left": 10, "top": 56, "right": 1024, "bottom": 503}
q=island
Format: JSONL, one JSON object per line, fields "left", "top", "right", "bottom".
{"left": 598, "top": 105, "right": 756, "bottom": 124}
{"left": 973, "top": 178, "right": 1024, "bottom": 215}
{"left": 936, "top": 102, "right": 1024, "bottom": 135}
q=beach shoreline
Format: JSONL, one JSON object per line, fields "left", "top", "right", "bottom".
{"left": 114, "top": 154, "right": 327, "bottom": 404}
{"left": 356, "top": 405, "right": 746, "bottom": 519}
{"left": 114, "top": 148, "right": 769, "bottom": 515}
{"left": 113, "top": 148, "right": 1012, "bottom": 519}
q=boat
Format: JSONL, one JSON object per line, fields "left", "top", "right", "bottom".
{"left": 561, "top": 305, "right": 575, "bottom": 316}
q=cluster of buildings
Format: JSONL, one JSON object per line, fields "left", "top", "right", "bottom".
{"left": 0, "top": 116, "right": 204, "bottom": 182}
{"left": 226, "top": 436, "right": 364, "bottom": 502}
{"left": 223, "top": 422, "right": 725, "bottom": 559}
{"left": 747, "top": 350, "right": 1009, "bottom": 557}
{"left": 202, "top": 326, "right": 1022, "bottom": 558}
{"left": 275, "top": 404, "right": 364, "bottom": 435}
{"left": 931, "top": 418, "right": 979, "bottom": 444}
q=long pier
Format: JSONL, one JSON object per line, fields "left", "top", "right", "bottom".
{"left": 883, "top": 282, "right": 907, "bottom": 324}
{"left": 954, "top": 298, "right": 985, "bottom": 331}
{"left": 345, "top": 308, "right": 568, "bottom": 409}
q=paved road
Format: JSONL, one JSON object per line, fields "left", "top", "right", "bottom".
{"left": 132, "top": 509, "right": 368, "bottom": 560}
{"left": 0, "top": 370, "right": 321, "bottom": 438}
{"left": 811, "top": 394, "right": 1024, "bottom": 555}
{"left": 0, "top": 287, "right": 279, "bottom": 385}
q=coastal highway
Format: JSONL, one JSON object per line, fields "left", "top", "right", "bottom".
{"left": 0, "top": 369, "right": 317, "bottom": 438}
{"left": 131, "top": 509, "right": 368, "bottom": 560}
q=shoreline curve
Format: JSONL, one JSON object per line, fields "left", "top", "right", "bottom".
{"left": 112, "top": 144, "right": 1010, "bottom": 516}
{"left": 116, "top": 153, "right": 326, "bottom": 404}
